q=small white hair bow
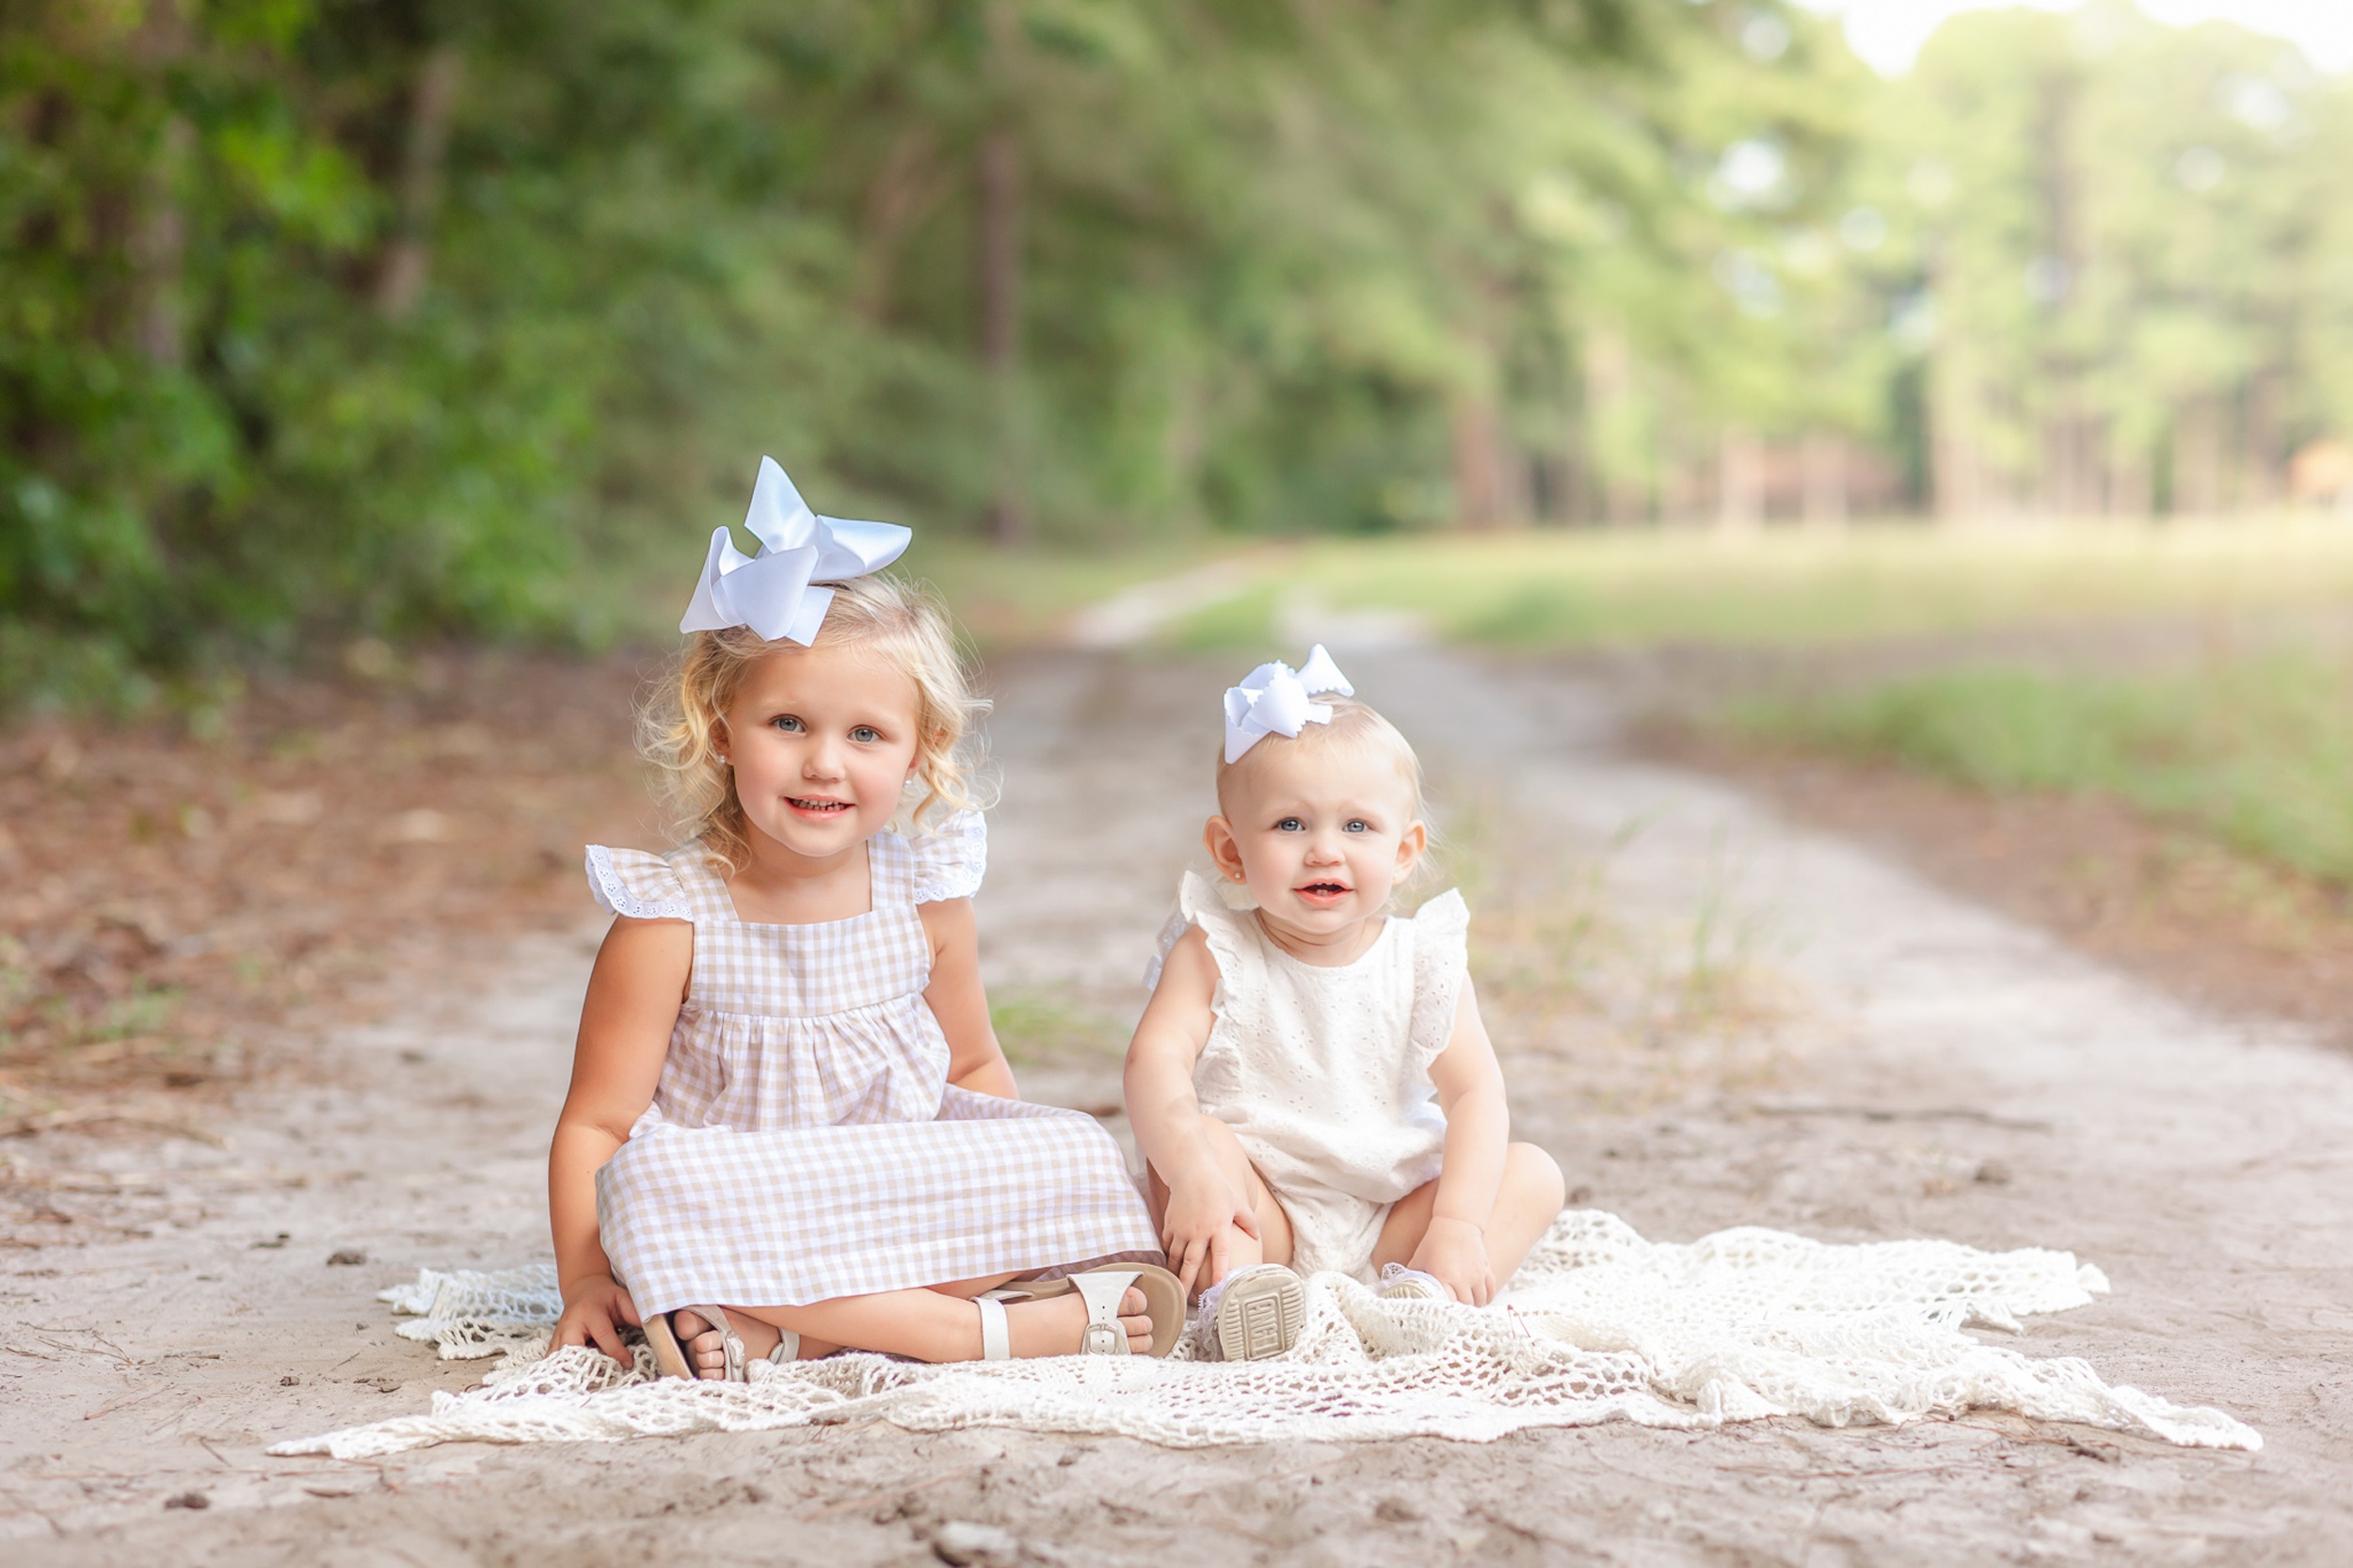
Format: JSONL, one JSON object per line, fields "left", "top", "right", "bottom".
{"left": 678, "top": 456, "right": 913, "bottom": 644}
{"left": 1223, "top": 645, "right": 1354, "bottom": 763}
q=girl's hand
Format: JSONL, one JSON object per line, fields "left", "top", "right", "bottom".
{"left": 552, "top": 1272, "right": 643, "bottom": 1362}
{"left": 1408, "top": 1217, "right": 1497, "bottom": 1306}
{"left": 1160, "top": 1175, "right": 1260, "bottom": 1297}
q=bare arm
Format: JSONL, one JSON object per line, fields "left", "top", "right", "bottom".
{"left": 920, "top": 897, "right": 1018, "bottom": 1099}
{"left": 1415, "top": 980, "right": 1510, "bottom": 1303}
{"left": 1125, "top": 929, "right": 1259, "bottom": 1287}
{"left": 549, "top": 914, "right": 689, "bottom": 1357}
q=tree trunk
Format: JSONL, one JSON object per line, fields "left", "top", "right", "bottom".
{"left": 2175, "top": 397, "right": 2221, "bottom": 517}
{"left": 856, "top": 127, "right": 943, "bottom": 321}
{"left": 132, "top": 117, "right": 191, "bottom": 368}
{"left": 2241, "top": 371, "right": 2280, "bottom": 513}
{"left": 979, "top": 124, "right": 1029, "bottom": 544}
{"left": 2107, "top": 424, "right": 2152, "bottom": 520}
{"left": 1800, "top": 431, "right": 1848, "bottom": 528}
{"left": 376, "top": 45, "right": 464, "bottom": 321}
{"left": 1557, "top": 394, "right": 1588, "bottom": 525}
{"left": 128, "top": 7, "right": 191, "bottom": 368}
{"left": 1929, "top": 356, "right": 1979, "bottom": 524}
{"left": 1583, "top": 328, "right": 1645, "bottom": 525}
{"left": 1716, "top": 429, "right": 1763, "bottom": 532}
{"left": 1450, "top": 391, "right": 1506, "bottom": 528}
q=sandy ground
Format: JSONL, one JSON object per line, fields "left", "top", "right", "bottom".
{"left": 5, "top": 646, "right": 2353, "bottom": 1565}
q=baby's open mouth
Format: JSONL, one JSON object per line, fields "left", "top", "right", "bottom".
{"left": 788, "top": 796, "right": 853, "bottom": 815}
{"left": 1297, "top": 881, "right": 1352, "bottom": 900}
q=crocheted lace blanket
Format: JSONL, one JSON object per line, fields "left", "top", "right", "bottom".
{"left": 271, "top": 1210, "right": 2259, "bottom": 1459}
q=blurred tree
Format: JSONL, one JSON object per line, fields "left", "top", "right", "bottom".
{"left": 7, "top": 0, "right": 2346, "bottom": 699}
{"left": 1887, "top": 3, "right": 2353, "bottom": 520}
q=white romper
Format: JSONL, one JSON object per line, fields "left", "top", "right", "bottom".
{"left": 1151, "top": 872, "right": 1471, "bottom": 1282}
{"left": 586, "top": 814, "right": 1161, "bottom": 1316}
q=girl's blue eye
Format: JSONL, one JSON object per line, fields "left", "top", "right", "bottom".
{"left": 772, "top": 715, "right": 804, "bottom": 732}
{"left": 1346, "top": 820, "right": 1369, "bottom": 833}
{"left": 850, "top": 726, "right": 881, "bottom": 744}
{"left": 1277, "top": 818, "right": 1304, "bottom": 832}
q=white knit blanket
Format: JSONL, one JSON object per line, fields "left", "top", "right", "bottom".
{"left": 271, "top": 1210, "right": 2259, "bottom": 1459}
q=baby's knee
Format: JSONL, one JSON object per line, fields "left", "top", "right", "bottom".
{"left": 1507, "top": 1142, "right": 1568, "bottom": 1210}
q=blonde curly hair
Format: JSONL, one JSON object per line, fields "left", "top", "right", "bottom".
{"left": 641, "top": 575, "right": 990, "bottom": 872}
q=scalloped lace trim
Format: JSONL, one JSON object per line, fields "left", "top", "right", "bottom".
{"left": 584, "top": 845, "right": 692, "bottom": 921}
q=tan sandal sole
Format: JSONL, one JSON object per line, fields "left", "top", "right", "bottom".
{"left": 640, "top": 1309, "right": 696, "bottom": 1381}
{"left": 1091, "top": 1263, "right": 1186, "bottom": 1358}
{"left": 1214, "top": 1267, "right": 1306, "bottom": 1361}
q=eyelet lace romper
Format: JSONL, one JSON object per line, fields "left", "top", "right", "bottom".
{"left": 1147, "top": 872, "right": 1471, "bottom": 1282}
{"left": 585, "top": 812, "right": 1161, "bottom": 1316}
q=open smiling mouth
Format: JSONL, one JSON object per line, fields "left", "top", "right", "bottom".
{"left": 1297, "top": 881, "right": 1352, "bottom": 901}
{"left": 787, "top": 796, "right": 854, "bottom": 815}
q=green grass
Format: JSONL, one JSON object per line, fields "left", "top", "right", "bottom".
{"left": 1736, "top": 649, "right": 2353, "bottom": 888}
{"left": 987, "top": 988, "right": 1132, "bottom": 1065}
{"left": 1164, "top": 518, "right": 2353, "bottom": 651}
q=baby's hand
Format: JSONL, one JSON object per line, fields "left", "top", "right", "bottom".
{"left": 552, "top": 1272, "right": 642, "bottom": 1363}
{"left": 1160, "top": 1174, "right": 1259, "bottom": 1297}
{"left": 1408, "top": 1217, "right": 1497, "bottom": 1306}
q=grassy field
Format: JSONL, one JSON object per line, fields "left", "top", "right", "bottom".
{"left": 1732, "top": 651, "right": 2353, "bottom": 890}
{"left": 1163, "top": 518, "right": 2353, "bottom": 650}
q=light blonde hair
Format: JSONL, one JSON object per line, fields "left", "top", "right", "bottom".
{"left": 1214, "top": 696, "right": 1428, "bottom": 825}
{"left": 641, "top": 575, "right": 990, "bottom": 872}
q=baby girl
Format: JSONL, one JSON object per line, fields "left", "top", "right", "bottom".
{"left": 1124, "top": 648, "right": 1566, "bottom": 1361}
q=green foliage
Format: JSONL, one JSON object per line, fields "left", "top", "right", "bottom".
{"left": 7, "top": 1, "right": 2349, "bottom": 702}
{"left": 5, "top": 0, "right": 1769, "bottom": 695}
{"left": 1739, "top": 650, "right": 2353, "bottom": 887}
{"left": 1166, "top": 521, "right": 2353, "bottom": 651}
{"left": 1856, "top": 5, "right": 2353, "bottom": 514}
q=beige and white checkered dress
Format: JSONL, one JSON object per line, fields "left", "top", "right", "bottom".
{"left": 584, "top": 814, "right": 1160, "bottom": 1315}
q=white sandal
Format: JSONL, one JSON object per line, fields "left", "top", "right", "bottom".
{"left": 1377, "top": 1263, "right": 1452, "bottom": 1303}
{"left": 977, "top": 1264, "right": 1186, "bottom": 1359}
{"left": 643, "top": 1303, "right": 800, "bottom": 1382}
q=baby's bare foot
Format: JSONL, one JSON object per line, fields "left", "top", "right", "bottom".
{"left": 1003, "top": 1288, "right": 1151, "bottom": 1357}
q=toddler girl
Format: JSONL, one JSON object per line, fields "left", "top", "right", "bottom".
{"left": 551, "top": 458, "right": 1181, "bottom": 1377}
{"left": 1125, "top": 648, "right": 1566, "bottom": 1361}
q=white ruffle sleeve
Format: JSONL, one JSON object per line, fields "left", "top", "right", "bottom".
{"left": 584, "top": 845, "right": 694, "bottom": 921}
{"left": 1404, "top": 888, "right": 1471, "bottom": 1068}
{"left": 907, "top": 810, "right": 987, "bottom": 904}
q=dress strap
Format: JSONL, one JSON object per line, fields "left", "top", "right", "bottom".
{"left": 867, "top": 831, "right": 917, "bottom": 908}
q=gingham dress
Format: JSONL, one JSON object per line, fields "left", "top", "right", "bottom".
{"left": 584, "top": 814, "right": 1161, "bottom": 1315}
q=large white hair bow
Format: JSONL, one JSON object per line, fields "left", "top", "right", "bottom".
{"left": 1223, "top": 645, "right": 1354, "bottom": 763}
{"left": 678, "top": 456, "right": 913, "bottom": 644}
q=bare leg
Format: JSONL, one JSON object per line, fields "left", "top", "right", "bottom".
{"left": 1370, "top": 1143, "right": 1566, "bottom": 1288}
{"left": 671, "top": 1282, "right": 1153, "bottom": 1372}
{"left": 1144, "top": 1113, "right": 1294, "bottom": 1296}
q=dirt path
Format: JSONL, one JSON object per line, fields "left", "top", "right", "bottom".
{"left": 6, "top": 648, "right": 2352, "bottom": 1565}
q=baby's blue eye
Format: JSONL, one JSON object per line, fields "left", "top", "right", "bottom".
{"left": 772, "top": 715, "right": 805, "bottom": 733}
{"left": 850, "top": 726, "right": 881, "bottom": 744}
{"left": 1345, "top": 820, "right": 1369, "bottom": 833}
{"left": 1276, "top": 817, "right": 1304, "bottom": 832}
